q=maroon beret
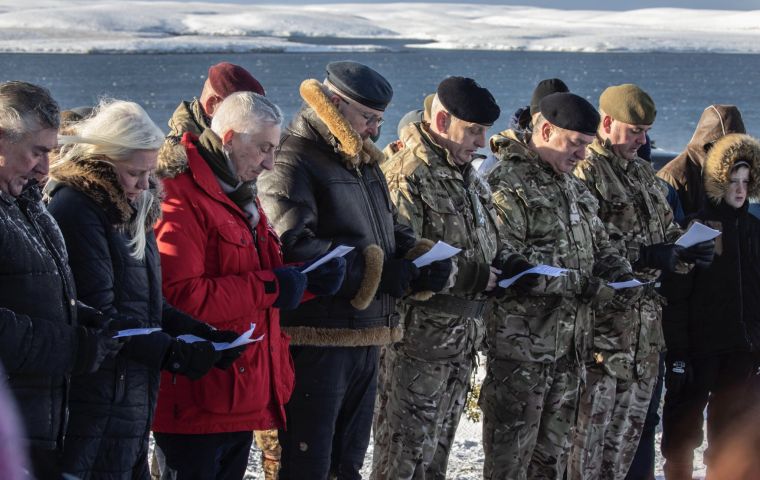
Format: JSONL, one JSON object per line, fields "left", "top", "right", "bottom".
{"left": 207, "top": 62, "right": 265, "bottom": 98}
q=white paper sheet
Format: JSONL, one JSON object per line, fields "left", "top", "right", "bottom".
{"left": 675, "top": 222, "right": 721, "bottom": 248}
{"left": 176, "top": 324, "right": 264, "bottom": 351}
{"left": 413, "top": 241, "right": 462, "bottom": 268}
{"left": 302, "top": 245, "right": 355, "bottom": 273}
{"left": 498, "top": 265, "right": 568, "bottom": 288}
{"left": 113, "top": 327, "right": 161, "bottom": 338}
{"left": 608, "top": 279, "right": 652, "bottom": 290}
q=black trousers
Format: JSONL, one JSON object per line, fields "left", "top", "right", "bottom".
{"left": 661, "top": 352, "right": 756, "bottom": 469}
{"left": 279, "top": 345, "right": 379, "bottom": 480}
{"left": 153, "top": 431, "right": 253, "bottom": 480}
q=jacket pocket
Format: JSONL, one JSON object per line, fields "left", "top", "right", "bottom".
{"left": 215, "top": 222, "right": 257, "bottom": 274}
{"left": 191, "top": 343, "right": 268, "bottom": 415}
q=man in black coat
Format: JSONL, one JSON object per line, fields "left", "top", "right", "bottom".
{"left": 259, "top": 61, "right": 450, "bottom": 480}
{"left": 0, "top": 81, "right": 122, "bottom": 478}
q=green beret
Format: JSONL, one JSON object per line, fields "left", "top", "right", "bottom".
{"left": 599, "top": 83, "right": 656, "bottom": 125}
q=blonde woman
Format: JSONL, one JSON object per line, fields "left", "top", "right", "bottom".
{"left": 46, "top": 100, "right": 241, "bottom": 479}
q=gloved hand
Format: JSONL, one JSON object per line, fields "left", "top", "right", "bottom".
{"left": 502, "top": 256, "right": 541, "bottom": 294}
{"left": 77, "top": 302, "right": 141, "bottom": 332}
{"left": 73, "top": 326, "right": 124, "bottom": 374}
{"left": 190, "top": 328, "right": 247, "bottom": 370}
{"left": 636, "top": 243, "right": 684, "bottom": 273}
{"left": 665, "top": 353, "right": 692, "bottom": 394}
{"left": 163, "top": 340, "right": 221, "bottom": 380}
{"left": 679, "top": 240, "right": 715, "bottom": 269}
{"left": 410, "top": 259, "right": 453, "bottom": 294}
{"left": 273, "top": 267, "right": 308, "bottom": 310}
{"left": 581, "top": 276, "right": 615, "bottom": 308}
{"left": 378, "top": 258, "right": 419, "bottom": 298}
{"left": 305, "top": 257, "right": 347, "bottom": 295}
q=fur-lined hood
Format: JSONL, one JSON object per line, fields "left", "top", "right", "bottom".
{"left": 298, "top": 79, "right": 385, "bottom": 167}
{"left": 48, "top": 157, "right": 162, "bottom": 228}
{"left": 156, "top": 137, "right": 190, "bottom": 180}
{"left": 704, "top": 133, "right": 760, "bottom": 204}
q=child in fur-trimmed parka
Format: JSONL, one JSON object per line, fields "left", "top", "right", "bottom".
{"left": 661, "top": 133, "right": 760, "bottom": 480}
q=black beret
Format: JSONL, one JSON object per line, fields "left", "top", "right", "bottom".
{"left": 326, "top": 61, "right": 393, "bottom": 111}
{"left": 437, "top": 76, "right": 500, "bottom": 126}
{"left": 539, "top": 92, "right": 600, "bottom": 136}
{"left": 530, "top": 78, "right": 569, "bottom": 116}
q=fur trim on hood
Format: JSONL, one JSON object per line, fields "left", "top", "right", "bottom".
{"left": 299, "top": 79, "right": 385, "bottom": 167}
{"left": 704, "top": 133, "right": 760, "bottom": 204}
{"left": 49, "top": 157, "right": 162, "bottom": 228}
{"left": 157, "top": 138, "right": 190, "bottom": 180}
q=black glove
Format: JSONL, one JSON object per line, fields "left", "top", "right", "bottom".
{"left": 163, "top": 340, "right": 221, "bottom": 380}
{"left": 665, "top": 353, "right": 692, "bottom": 394}
{"left": 305, "top": 257, "right": 347, "bottom": 296}
{"left": 636, "top": 243, "right": 684, "bottom": 273}
{"left": 273, "top": 267, "right": 308, "bottom": 310}
{"left": 73, "top": 326, "right": 124, "bottom": 374}
{"left": 410, "top": 259, "right": 452, "bottom": 293}
{"left": 378, "top": 258, "right": 419, "bottom": 298}
{"left": 190, "top": 328, "right": 247, "bottom": 370}
{"left": 679, "top": 240, "right": 715, "bottom": 269}
{"left": 77, "top": 302, "right": 142, "bottom": 332}
{"left": 504, "top": 256, "right": 541, "bottom": 293}
{"left": 581, "top": 276, "right": 615, "bottom": 308}
{"left": 607, "top": 273, "right": 642, "bottom": 311}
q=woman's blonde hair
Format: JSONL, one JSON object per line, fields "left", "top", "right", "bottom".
{"left": 54, "top": 99, "right": 164, "bottom": 260}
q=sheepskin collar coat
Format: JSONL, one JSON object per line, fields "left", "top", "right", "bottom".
{"left": 259, "top": 79, "right": 418, "bottom": 347}
{"left": 663, "top": 133, "right": 760, "bottom": 358}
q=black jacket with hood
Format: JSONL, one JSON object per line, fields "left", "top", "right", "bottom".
{"left": 259, "top": 79, "right": 418, "bottom": 347}
{"left": 0, "top": 184, "right": 80, "bottom": 451}
{"left": 658, "top": 105, "right": 746, "bottom": 216}
{"left": 663, "top": 134, "right": 760, "bottom": 359}
{"left": 46, "top": 159, "right": 206, "bottom": 479}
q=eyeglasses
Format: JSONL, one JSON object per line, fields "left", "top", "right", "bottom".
{"left": 335, "top": 94, "right": 385, "bottom": 127}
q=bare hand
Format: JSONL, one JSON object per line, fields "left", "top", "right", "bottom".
{"left": 485, "top": 266, "right": 501, "bottom": 292}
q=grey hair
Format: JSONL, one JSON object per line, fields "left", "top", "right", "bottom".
{"left": 55, "top": 99, "right": 164, "bottom": 261}
{"left": 0, "top": 81, "right": 60, "bottom": 141}
{"left": 211, "top": 92, "right": 282, "bottom": 137}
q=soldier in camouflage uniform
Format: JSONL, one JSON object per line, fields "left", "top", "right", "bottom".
{"left": 568, "top": 84, "right": 714, "bottom": 480}
{"left": 483, "top": 92, "right": 636, "bottom": 480}
{"left": 371, "top": 77, "right": 527, "bottom": 480}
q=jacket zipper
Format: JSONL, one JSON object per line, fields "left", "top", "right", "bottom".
{"left": 354, "top": 165, "right": 391, "bottom": 313}
{"left": 736, "top": 216, "right": 753, "bottom": 349}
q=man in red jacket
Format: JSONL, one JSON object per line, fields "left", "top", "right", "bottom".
{"left": 152, "top": 91, "right": 345, "bottom": 479}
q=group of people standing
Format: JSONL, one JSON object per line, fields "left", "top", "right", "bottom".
{"left": 0, "top": 57, "right": 758, "bottom": 480}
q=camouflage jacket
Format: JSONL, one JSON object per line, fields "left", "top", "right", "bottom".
{"left": 382, "top": 122, "right": 503, "bottom": 360}
{"left": 574, "top": 139, "right": 682, "bottom": 379}
{"left": 487, "top": 131, "right": 632, "bottom": 364}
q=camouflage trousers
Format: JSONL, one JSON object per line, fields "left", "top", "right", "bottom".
{"left": 567, "top": 365, "right": 655, "bottom": 480}
{"left": 255, "top": 429, "right": 281, "bottom": 480}
{"left": 480, "top": 357, "right": 580, "bottom": 480}
{"left": 370, "top": 346, "right": 475, "bottom": 480}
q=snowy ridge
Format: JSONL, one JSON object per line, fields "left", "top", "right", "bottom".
{"left": 0, "top": 1, "right": 759, "bottom": 54}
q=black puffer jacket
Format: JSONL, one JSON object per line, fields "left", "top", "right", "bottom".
{"left": 259, "top": 80, "right": 416, "bottom": 347}
{"left": 46, "top": 159, "right": 205, "bottom": 479}
{"left": 0, "top": 185, "right": 80, "bottom": 451}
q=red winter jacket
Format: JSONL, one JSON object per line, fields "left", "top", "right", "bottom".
{"left": 152, "top": 133, "right": 295, "bottom": 433}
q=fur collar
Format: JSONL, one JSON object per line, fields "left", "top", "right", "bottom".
{"left": 50, "top": 157, "right": 162, "bottom": 228}
{"left": 704, "top": 133, "right": 760, "bottom": 204}
{"left": 157, "top": 138, "right": 190, "bottom": 180}
{"left": 299, "top": 79, "right": 385, "bottom": 167}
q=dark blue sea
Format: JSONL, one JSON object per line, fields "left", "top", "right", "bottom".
{"left": 1, "top": 51, "right": 757, "bottom": 152}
